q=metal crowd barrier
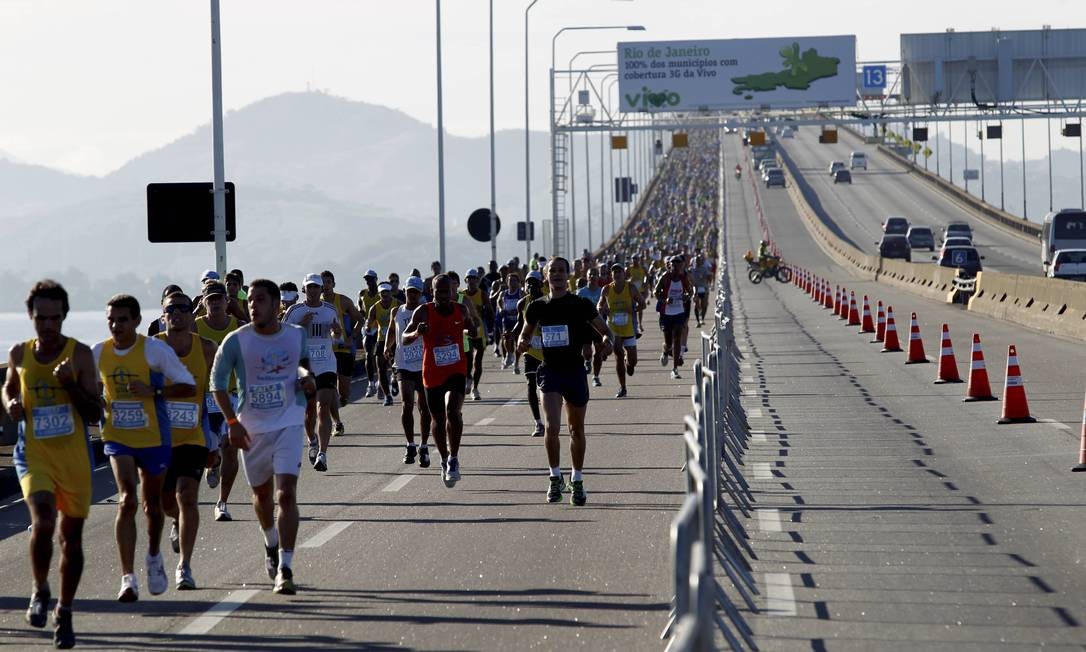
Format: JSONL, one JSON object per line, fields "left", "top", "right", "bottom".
{"left": 661, "top": 258, "right": 760, "bottom": 651}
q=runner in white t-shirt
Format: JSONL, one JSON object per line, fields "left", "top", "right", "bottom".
{"left": 384, "top": 276, "right": 432, "bottom": 467}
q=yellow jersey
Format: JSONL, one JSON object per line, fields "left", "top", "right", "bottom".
{"left": 603, "top": 283, "right": 637, "bottom": 338}
{"left": 155, "top": 333, "right": 212, "bottom": 448}
{"left": 461, "top": 288, "right": 487, "bottom": 339}
{"left": 196, "top": 315, "right": 238, "bottom": 392}
{"left": 97, "top": 335, "right": 169, "bottom": 448}
{"left": 373, "top": 298, "right": 400, "bottom": 342}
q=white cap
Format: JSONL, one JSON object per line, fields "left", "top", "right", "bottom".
{"left": 303, "top": 273, "right": 323, "bottom": 287}
{"left": 377, "top": 282, "right": 392, "bottom": 292}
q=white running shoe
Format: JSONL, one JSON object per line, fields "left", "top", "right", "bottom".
{"left": 307, "top": 440, "right": 319, "bottom": 465}
{"left": 472, "top": 388, "right": 481, "bottom": 401}
{"left": 117, "top": 573, "right": 139, "bottom": 602}
{"left": 446, "top": 458, "right": 461, "bottom": 485}
{"left": 314, "top": 452, "right": 328, "bottom": 472}
{"left": 365, "top": 381, "right": 377, "bottom": 398}
{"left": 205, "top": 460, "right": 220, "bottom": 489}
{"left": 531, "top": 420, "right": 544, "bottom": 437}
{"left": 146, "top": 553, "right": 168, "bottom": 595}
{"left": 214, "top": 501, "right": 232, "bottom": 522}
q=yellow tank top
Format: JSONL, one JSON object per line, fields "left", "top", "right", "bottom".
{"left": 17, "top": 337, "right": 92, "bottom": 459}
{"left": 330, "top": 294, "right": 353, "bottom": 353}
{"left": 374, "top": 299, "right": 399, "bottom": 342}
{"left": 604, "top": 283, "right": 636, "bottom": 337}
{"left": 98, "top": 335, "right": 168, "bottom": 448}
{"left": 521, "top": 301, "right": 544, "bottom": 361}
{"left": 155, "top": 333, "right": 210, "bottom": 448}
{"left": 629, "top": 265, "right": 647, "bottom": 287}
{"left": 196, "top": 315, "right": 238, "bottom": 392}
{"left": 361, "top": 289, "right": 381, "bottom": 331}
{"left": 462, "top": 289, "right": 486, "bottom": 339}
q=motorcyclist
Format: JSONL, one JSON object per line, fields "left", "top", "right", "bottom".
{"left": 757, "top": 240, "right": 776, "bottom": 271}
{"left": 734, "top": 163, "right": 742, "bottom": 179}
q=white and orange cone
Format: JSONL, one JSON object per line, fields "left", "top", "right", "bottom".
{"left": 872, "top": 301, "right": 886, "bottom": 343}
{"left": 847, "top": 292, "right": 861, "bottom": 326}
{"left": 859, "top": 295, "right": 875, "bottom": 334}
{"left": 832, "top": 286, "right": 841, "bottom": 315}
{"left": 1072, "top": 391, "right": 1086, "bottom": 472}
{"left": 997, "top": 345, "right": 1036, "bottom": 424}
{"left": 814, "top": 277, "right": 823, "bottom": 304}
{"left": 823, "top": 280, "right": 833, "bottom": 309}
{"left": 933, "top": 324, "right": 962, "bottom": 384}
{"left": 838, "top": 287, "right": 849, "bottom": 320}
{"left": 905, "top": 312, "right": 928, "bottom": 364}
{"left": 881, "top": 306, "right": 902, "bottom": 352}
{"left": 963, "top": 333, "right": 997, "bottom": 402}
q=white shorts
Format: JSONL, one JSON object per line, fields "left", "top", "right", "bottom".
{"left": 240, "top": 425, "right": 304, "bottom": 487}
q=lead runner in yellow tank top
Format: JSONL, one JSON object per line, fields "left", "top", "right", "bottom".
{"left": 598, "top": 263, "right": 645, "bottom": 398}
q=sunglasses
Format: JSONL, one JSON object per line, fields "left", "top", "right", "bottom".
{"left": 164, "top": 304, "right": 193, "bottom": 315}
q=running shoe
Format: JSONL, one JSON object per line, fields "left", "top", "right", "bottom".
{"left": 274, "top": 567, "right": 296, "bottom": 595}
{"left": 390, "top": 382, "right": 399, "bottom": 397}
{"left": 146, "top": 553, "right": 168, "bottom": 595}
{"left": 26, "top": 589, "right": 50, "bottom": 628}
{"left": 547, "top": 475, "right": 563, "bottom": 503}
{"left": 464, "top": 378, "right": 474, "bottom": 394}
{"left": 627, "top": 364, "right": 635, "bottom": 376}
{"left": 592, "top": 376, "right": 602, "bottom": 387}
{"left": 532, "top": 420, "right": 545, "bottom": 437}
{"left": 53, "top": 607, "right": 75, "bottom": 650}
{"left": 214, "top": 501, "right": 232, "bottom": 522}
{"left": 117, "top": 574, "right": 139, "bottom": 602}
{"left": 671, "top": 369, "right": 682, "bottom": 380}
{"left": 506, "top": 352, "right": 515, "bottom": 368}
{"left": 264, "top": 545, "right": 279, "bottom": 580}
{"left": 418, "top": 446, "right": 431, "bottom": 468}
{"left": 314, "top": 452, "right": 328, "bottom": 472}
{"left": 403, "top": 445, "right": 417, "bottom": 464}
{"left": 440, "top": 459, "right": 449, "bottom": 484}
{"left": 169, "top": 520, "right": 180, "bottom": 554}
{"left": 676, "top": 355, "right": 685, "bottom": 367}
{"left": 471, "top": 388, "right": 481, "bottom": 401}
{"left": 365, "top": 382, "right": 377, "bottom": 398}
{"left": 176, "top": 563, "right": 197, "bottom": 591}
{"left": 660, "top": 351, "right": 669, "bottom": 366}
{"left": 513, "top": 362, "right": 521, "bottom": 375}
{"left": 569, "top": 479, "right": 587, "bottom": 506}
{"left": 615, "top": 387, "right": 628, "bottom": 398}
{"left": 446, "top": 458, "right": 461, "bottom": 486}
{"left": 332, "top": 422, "right": 345, "bottom": 437}
{"left": 383, "top": 395, "right": 393, "bottom": 407}
{"left": 308, "top": 440, "right": 319, "bottom": 464}
{"left": 584, "top": 359, "right": 592, "bottom": 373}
{"left": 501, "top": 357, "right": 510, "bottom": 370}
{"left": 377, "top": 386, "right": 386, "bottom": 401}
{"left": 206, "top": 460, "right": 220, "bottom": 489}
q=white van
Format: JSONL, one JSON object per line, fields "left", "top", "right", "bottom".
{"left": 849, "top": 151, "right": 867, "bottom": 170}
{"left": 1041, "top": 209, "right": 1086, "bottom": 271}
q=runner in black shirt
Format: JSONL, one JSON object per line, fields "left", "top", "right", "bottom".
{"left": 518, "top": 257, "right": 613, "bottom": 506}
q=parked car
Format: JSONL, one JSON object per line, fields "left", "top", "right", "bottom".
{"left": 883, "top": 216, "right": 910, "bottom": 235}
{"left": 1041, "top": 209, "right": 1086, "bottom": 271}
{"left": 934, "top": 246, "right": 984, "bottom": 277}
{"left": 832, "top": 169, "right": 852, "bottom": 184}
{"left": 849, "top": 152, "right": 868, "bottom": 170}
{"left": 942, "top": 221, "right": 973, "bottom": 244}
{"left": 906, "top": 225, "right": 935, "bottom": 251}
{"left": 763, "top": 168, "right": 786, "bottom": 188}
{"left": 828, "top": 161, "right": 846, "bottom": 176}
{"left": 1046, "top": 248, "right": 1086, "bottom": 281}
{"left": 878, "top": 234, "right": 912, "bottom": 261}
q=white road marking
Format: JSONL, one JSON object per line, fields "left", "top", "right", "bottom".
{"left": 757, "top": 509, "right": 782, "bottom": 532}
{"left": 740, "top": 362, "right": 752, "bottom": 370}
{"left": 751, "top": 433, "right": 769, "bottom": 444}
{"left": 748, "top": 408, "right": 764, "bottom": 418}
{"left": 474, "top": 417, "right": 496, "bottom": 427}
{"left": 742, "top": 376, "right": 757, "bottom": 383}
{"left": 381, "top": 474, "right": 417, "bottom": 493}
{"left": 299, "top": 521, "right": 352, "bottom": 548}
{"left": 753, "top": 462, "right": 773, "bottom": 480}
{"left": 178, "top": 589, "right": 260, "bottom": 635}
{"left": 1043, "top": 420, "right": 1074, "bottom": 433}
{"left": 765, "top": 573, "right": 798, "bottom": 616}
{"left": 503, "top": 398, "right": 525, "bottom": 407}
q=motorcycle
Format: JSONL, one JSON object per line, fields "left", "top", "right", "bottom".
{"left": 747, "top": 256, "right": 792, "bottom": 284}
{"left": 734, "top": 167, "right": 742, "bottom": 180}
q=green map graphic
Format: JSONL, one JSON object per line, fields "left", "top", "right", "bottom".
{"left": 731, "top": 43, "right": 840, "bottom": 99}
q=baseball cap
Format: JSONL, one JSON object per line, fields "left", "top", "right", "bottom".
{"left": 405, "top": 277, "right": 425, "bottom": 292}
{"left": 203, "top": 281, "right": 227, "bottom": 297}
{"left": 364, "top": 269, "right": 378, "bottom": 279}
{"left": 377, "top": 282, "right": 392, "bottom": 292}
{"left": 303, "top": 273, "right": 323, "bottom": 287}
{"left": 201, "top": 269, "right": 220, "bottom": 282}
{"left": 464, "top": 269, "right": 479, "bottom": 278}
{"left": 526, "top": 271, "right": 543, "bottom": 282}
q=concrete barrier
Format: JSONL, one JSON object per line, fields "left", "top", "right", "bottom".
{"left": 968, "top": 271, "right": 1086, "bottom": 339}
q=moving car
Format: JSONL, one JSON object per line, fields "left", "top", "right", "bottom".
{"left": 942, "top": 221, "right": 973, "bottom": 244}
{"left": 1041, "top": 209, "right": 1086, "bottom": 271}
{"left": 757, "top": 158, "right": 779, "bottom": 172}
{"left": 939, "top": 236, "right": 973, "bottom": 253}
{"left": 763, "top": 168, "right": 785, "bottom": 188}
{"left": 849, "top": 152, "right": 867, "bottom": 170}
{"left": 906, "top": 225, "right": 935, "bottom": 251}
{"left": 1046, "top": 248, "right": 1086, "bottom": 281}
{"left": 883, "top": 216, "right": 910, "bottom": 235}
{"left": 878, "top": 234, "right": 912, "bottom": 262}
{"left": 934, "top": 246, "right": 984, "bottom": 277}
{"left": 828, "top": 161, "right": 846, "bottom": 176}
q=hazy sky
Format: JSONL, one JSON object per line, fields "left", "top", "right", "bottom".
{"left": 0, "top": 0, "right": 1079, "bottom": 176}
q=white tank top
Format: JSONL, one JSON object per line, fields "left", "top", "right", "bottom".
{"left": 665, "top": 278, "right": 685, "bottom": 316}
{"left": 393, "top": 305, "right": 424, "bottom": 372}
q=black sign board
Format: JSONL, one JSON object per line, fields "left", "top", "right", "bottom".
{"left": 468, "top": 208, "right": 500, "bottom": 242}
{"left": 147, "top": 182, "right": 236, "bottom": 243}
{"left": 517, "top": 221, "right": 535, "bottom": 242}
{"left": 912, "top": 127, "right": 929, "bottom": 142}
{"left": 614, "top": 177, "right": 633, "bottom": 203}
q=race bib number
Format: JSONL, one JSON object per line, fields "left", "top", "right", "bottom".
{"left": 248, "top": 383, "right": 285, "bottom": 410}
{"left": 111, "top": 401, "right": 148, "bottom": 429}
{"left": 541, "top": 324, "right": 570, "bottom": 348}
{"left": 530, "top": 335, "right": 543, "bottom": 349}
{"left": 308, "top": 345, "right": 330, "bottom": 362}
{"left": 166, "top": 401, "right": 199, "bottom": 430}
{"left": 402, "top": 343, "right": 424, "bottom": 364}
{"left": 32, "top": 404, "right": 75, "bottom": 439}
{"left": 611, "top": 312, "right": 629, "bottom": 326}
{"left": 205, "top": 394, "right": 222, "bottom": 414}
{"left": 434, "top": 343, "right": 461, "bottom": 367}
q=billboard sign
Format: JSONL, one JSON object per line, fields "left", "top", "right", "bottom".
{"left": 617, "top": 35, "right": 856, "bottom": 112}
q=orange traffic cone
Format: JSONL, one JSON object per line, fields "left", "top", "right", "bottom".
{"left": 814, "top": 277, "right": 822, "bottom": 304}
{"left": 933, "top": 324, "right": 962, "bottom": 384}
{"left": 905, "top": 313, "right": 928, "bottom": 364}
{"left": 859, "top": 295, "right": 875, "bottom": 333}
{"left": 997, "top": 345, "right": 1036, "bottom": 424}
{"left": 832, "top": 286, "right": 841, "bottom": 315}
{"left": 963, "top": 333, "right": 997, "bottom": 402}
{"left": 1072, "top": 391, "right": 1086, "bottom": 472}
{"left": 823, "top": 280, "right": 833, "bottom": 309}
{"left": 871, "top": 301, "right": 886, "bottom": 343}
{"left": 881, "top": 306, "right": 902, "bottom": 352}
{"left": 847, "top": 292, "right": 861, "bottom": 326}
{"left": 838, "top": 288, "right": 849, "bottom": 320}
{"left": 807, "top": 272, "right": 813, "bottom": 295}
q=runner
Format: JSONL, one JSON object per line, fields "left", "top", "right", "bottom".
{"left": 653, "top": 256, "right": 692, "bottom": 379}
{"left": 195, "top": 282, "right": 244, "bottom": 522}
{"left": 401, "top": 274, "right": 477, "bottom": 487}
{"left": 156, "top": 292, "right": 219, "bottom": 591}
{"left": 146, "top": 284, "right": 182, "bottom": 336}
{"left": 496, "top": 271, "right": 523, "bottom": 373}
{"left": 576, "top": 267, "right": 605, "bottom": 387}
{"left": 364, "top": 282, "right": 400, "bottom": 407}
{"left": 423, "top": 260, "right": 442, "bottom": 303}
{"left": 4, "top": 280, "right": 99, "bottom": 648}
{"left": 513, "top": 272, "right": 546, "bottom": 437}
{"left": 598, "top": 262, "right": 644, "bottom": 398}
{"left": 358, "top": 269, "right": 381, "bottom": 399}
{"left": 690, "top": 254, "right": 712, "bottom": 327}
{"left": 210, "top": 279, "right": 316, "bottom": 594}
{"left": 225, "top": 271, "right": 250, "bottom": 322}
{"left": 278, "top": 282, "right": 299, "bottom": 315}
{"left": 94, "top": 294, "right": 196, "bottom": 602}
{"left": 460, "top": 269, "right": 490, "bottom": 401}
{"left": 320, "top": 271, "right": 363, "bottom": 426}
{"left": 283, "top": 274, "right": 342, "bottom": 472}
{"left": 517, "top": 257, "right": 614, "bottom": 506}
{"left": 487, "top": 266, "right": 507, "bottom": 359}
{"left": 385, "top": 276, "right": 432, "bottom": 466}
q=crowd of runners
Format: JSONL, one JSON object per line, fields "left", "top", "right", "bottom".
{"left": 3, "top": 133, "right": 721, "bottom": 648}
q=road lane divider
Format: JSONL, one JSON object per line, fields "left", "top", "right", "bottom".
{"left": 381, "top": 475, "right": 417, "bottom": 492}
{"left": 178, "top": 589, "right": 260, "bottom": 635}
{"left": 765, "top": 573, "right": 798, "bottom": 616}
{"left": 299, "top": 521, "right": 352, "bottom": 548}
{"left": 757, "top": 509, "right": 782, "bottom": 533}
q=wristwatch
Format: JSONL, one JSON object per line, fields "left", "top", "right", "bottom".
{"left": 154, "top": 387, "right": 164, "bottom": 399}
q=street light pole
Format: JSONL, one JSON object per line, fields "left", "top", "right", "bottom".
{"left": 489, "top": 0, "right": 497, "bottom": 264}
{"left": 209, "top": 0, "right": 228, "bottom": 277}
{"left": 524, "top": 0, "right": 541, "bottom": 263}
{"left": 436, "top": 0, "right": 447, "bottom": 268}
